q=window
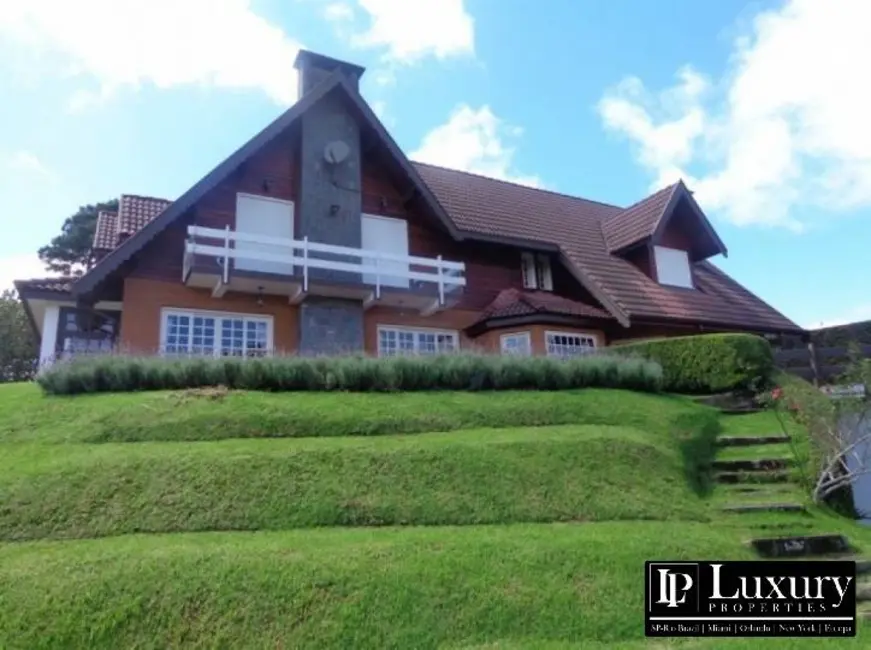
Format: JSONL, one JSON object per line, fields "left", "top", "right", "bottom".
{"left": 56, "top": 308, "right": 119, "bottom": 359}
{"left": 500, "top": 332, "right": 532, "bottom": 356}
{"left": 161, "top": 309, "right": 272, "bottom": 357}
{"left": 545, "top": 331, "right": 597, "bottom": 358}
{"left": 521, "top": 252, "right": 553, "bottom": 291}
{"left": 377, "top": 326, "right": 458, "bottom": 357}
{"left": 653, "top": 246, "right": 693, "bottom": 288}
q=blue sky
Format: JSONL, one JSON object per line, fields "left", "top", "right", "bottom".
{"left": 0, "top": 0, "right": 868, "bottom": 328}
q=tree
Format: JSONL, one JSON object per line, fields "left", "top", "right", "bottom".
{"left": 0, "top": 290, "right": 38, "bottom": 382}
{"left": 768, "top": 351, "right": 871, "bottom": 506}
{"left": 37, "top": 199, "right": 118, "bottom": 276}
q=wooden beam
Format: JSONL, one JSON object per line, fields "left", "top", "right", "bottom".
{"left": 419, "top": 298, "right": 441, "bottom": 317}
{"left": 362, "top": 291, "right": 378, "bottom": 310}
{"left": 211, "top": 279, "right": 227, "bottom": 298}
{"left": 288, "top": 285, "right": 305, "bottom": 304}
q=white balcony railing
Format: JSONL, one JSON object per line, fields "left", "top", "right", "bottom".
{"left": 184, "top": 225, "right": 466, "bottom": 303}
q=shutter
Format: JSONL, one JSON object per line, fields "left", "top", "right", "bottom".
{"left": 521, "top": 252, "right": 537, "bottom": 289}
{"left": 537, "top": 255, "right": 553, "bottom": 291}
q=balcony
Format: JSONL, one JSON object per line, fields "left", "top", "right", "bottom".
{"left": 183, "top": 225, "right": 466, "bottom": 314}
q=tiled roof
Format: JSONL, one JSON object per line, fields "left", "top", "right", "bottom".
{"left": 69, "top": 166, "right": 799, "bottom": 333}
{"left": 412, "top": 162, "right": 801, "bottom": 333}
{"left": 117, "top": 195, "right": 171, "bottom": 235}
{"left": 93, "top": 211, "right": 118, "bottom": 250}
{"left": 91, "top": 195, "right": 170, "bottom": 252}
{"left": 482, "top": 288, "right": 613, "bottom": 321}
{"left": 14, "top": 277, "right": 73, "bottom": 294}
{"left": 601, "top": 182, "right": 677, "bottom": 252}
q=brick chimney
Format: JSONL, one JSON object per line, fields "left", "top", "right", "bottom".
{"left": 293, "top": 50, "right": 366, "bottom": 97}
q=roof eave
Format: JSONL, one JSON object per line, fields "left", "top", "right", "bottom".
{"left": 651, "top": 182, "right": 728, "bottom": 259}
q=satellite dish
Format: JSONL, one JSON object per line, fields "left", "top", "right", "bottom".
{"left": 324, "top": 140, "right": 350, "bottom": 165}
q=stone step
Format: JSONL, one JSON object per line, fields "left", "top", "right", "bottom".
{"left": 751, "top": 534, "right": 851, "bottom": 558}
{"left": 724, "top": 484, "right": 799, "bottom": 493}
{"left": 715, "top": 470, "right": 792, "bottom": 484}
{"left": 720, "top": 407, "right": 765, "bottom": 415}
{"left": 712, "top": 458, "right": 792, "bottom": 472}
{"left": 722, "top": 503, "right": 806, "bottom": 514}
{"left": 717, "top": 435, "right": 791, "bottom": 447}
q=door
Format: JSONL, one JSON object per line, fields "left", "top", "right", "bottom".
{"left": 234, "top": 193, "right": 294, "bottom": 275}
{"left": 361, "top": 214, "right": 409, "bottom": 288}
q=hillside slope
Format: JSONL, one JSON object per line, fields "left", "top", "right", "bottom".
{"left": 0, "top": 382, "right": 867, "bottom": 648}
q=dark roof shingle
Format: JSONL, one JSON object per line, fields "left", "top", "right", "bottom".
{"left": 481, "top": 288, "right": 613, "bottom": 321}
{"left": 412, "top": 163, "right": 800, "bottom": 333}
{"left": 601, "top": 182, "right": 677, "bottom": 252}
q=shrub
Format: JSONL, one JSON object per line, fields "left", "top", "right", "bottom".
{"left": 36, "top": 353, "right": 663, "bottom": 396}
{"left": 611, "top": 333, "right": 774, "bottom": 394}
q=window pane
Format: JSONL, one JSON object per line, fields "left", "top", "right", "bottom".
{"left": 379, "top": 329, "right": 398, "bottom": 357}
{"left": 245, "top": 320, "right": 268, "bottom": 357}
{"left": 221, "top": 318, "right": 245, "bottom": 356}
{"left": 502, "top": 333, "right": 531, "bottom": 356}
{"left": 545, "top": 332, "right": 595, "bottom": 359}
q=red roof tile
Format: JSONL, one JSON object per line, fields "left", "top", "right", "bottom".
{"left": 482, "top": 288, "right": 612, "bottom": 321}
{"left": 601, "top": 182, "right": 677, "bottom": 252}
{"left": 92, "top": 211, "right": 118, "bottom": 250}
{"left": 68, "top": 164, "right": 798, "bottom": 334}
{"left": 412, "top": 162, "right": 800, "bottom": 333}
{"left": 117, "top": 195, "right": 171, "bottom": 235}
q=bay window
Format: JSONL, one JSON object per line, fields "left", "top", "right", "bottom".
{"left": 545, "top": 331, "right": 597, "bottom": 358}
{"left": 500, "top": 331, "right": 532, "bottom": 356}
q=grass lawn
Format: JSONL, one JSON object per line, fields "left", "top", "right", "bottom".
{"left": 0, "top": 522, "right": 866, "bottom": 650}
{"left": 0, "top": 382, "right": 866, "bottom": 648}
{"left": 0, "top": 382, "right": 711, "bottom": 443}
{"left": 0, "top": 424, "right": 708, "bottom": 541}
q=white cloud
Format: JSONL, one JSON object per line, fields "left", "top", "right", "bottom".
{"left": 324, "top": 2, "right": 354, "bottom": 21}
{"left": 805, "top": 304, "right": 871, "bottom": 330}
{"left": 0, "top": 0, "right": 303, "bottom": 106}
{"left": 349, "top": 0, "right": 474, "bottom": 63}
{"left": 5, "top": 150, "right": 54, "bottom": 179}
{"left": 597, "top": 0, "right": 871, "bottom": 230}
{"left": 411, "top": 105, "right": 541, "bottom": 187}
{"left": 0, "top": 253, "right": 54, "bottom": 292}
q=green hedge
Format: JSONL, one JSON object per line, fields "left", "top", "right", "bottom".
{"left": 36, "top": 353, "right": 663, "bottom": 396}
{"left": 611, "top": 333, "right": 774, "bottom": 394}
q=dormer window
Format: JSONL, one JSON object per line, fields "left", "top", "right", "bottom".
{"left": 654, "top": 245, "right": 693, "bottom": 288}
{"left": 521, "top": 252, "right": 553, "bottom": 291}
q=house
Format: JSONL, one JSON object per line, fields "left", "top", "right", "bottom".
{"left": 15, "top": 50, "right": 803, "bottom": 367}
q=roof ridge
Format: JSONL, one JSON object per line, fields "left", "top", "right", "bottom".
{"left": 604, "top": 180, "right": 679, "bottom": 225}
{"left": 120, "top": 193, "right": 172, "bottom": 203}
{"left": 410, "top": 160, "right": 624, "bottom": 211}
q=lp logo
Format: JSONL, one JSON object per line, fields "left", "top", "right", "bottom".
{"left": 656, "top": 569, "right": 694, "bottom": 608}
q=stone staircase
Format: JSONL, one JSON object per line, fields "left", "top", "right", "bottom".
{"left": 751, "top": 533, "right": 871, "bottom": 620}
{"left": 713, "top": 428, "right": 805, "bottom": 514}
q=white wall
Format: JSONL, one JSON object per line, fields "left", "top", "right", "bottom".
{"left": 38, "top": 305, "right": 59, "bottom": 370}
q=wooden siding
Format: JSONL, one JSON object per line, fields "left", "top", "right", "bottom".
{"left": 124, "top": 126, "right": 604, "bottom": 321}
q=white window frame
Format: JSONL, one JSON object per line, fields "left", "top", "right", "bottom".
{"left": 159, "top": 308, "right": 274, "bottom": 358}
{"left": 545, "top": 330, "right": 597, "bottom": 358}
{"left": 521, "top": 252, "right": 553, "bottom": 291}
{"left": 376, "top": 325, "right": 459, "bottom": 357}
{"left": 500, "top": 331, "right": 532, "bottom": 356}
{"left": 653, "top": 245, "right": 693, "bottom": 289}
